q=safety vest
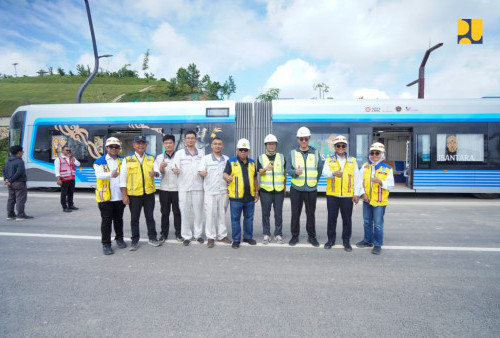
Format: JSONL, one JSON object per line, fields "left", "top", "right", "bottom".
{"left": 259, "top": 153, "right": 285, "bottom": 192}
{"left": 227, "top": 157, "right": 256, "bottom": 199}
{"left": 326, "top": 155, "right": 357, "bottom": 197}
{"left": 59, "top": 157, "right": 76, "bottom": 181}
{"left": 125, "top": 153, "right": 156, "bottom": 196}
{"left": 362, "top": 161, "right": 392, "bottom": 206}
{"left": 94, "top": 155, "right": 122, "bottom": 203}
{"left": 290, "top": 149, "right": 319, "bottom": 187}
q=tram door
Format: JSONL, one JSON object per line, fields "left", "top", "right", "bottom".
{"left": 372, "top": 128, "right": 413, "bottom": 190}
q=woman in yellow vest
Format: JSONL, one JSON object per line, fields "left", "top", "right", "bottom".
{"left": 258, "top": 134, "right": 286, "bottom": 244}
{"left": 321, "top": 135, "right": 360, "bottom": 252}
{"left": 355, "top": 142, "right": 394, "bottom": 255}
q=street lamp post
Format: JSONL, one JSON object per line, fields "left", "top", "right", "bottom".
{"left": 406, "top": 42, "right": 443, "bottom": 99}
{"left": 12, "top": 63, "right": 18, "bottom": 77}
{"left": 76, "top": 0, "right": 112, "bottom": 103}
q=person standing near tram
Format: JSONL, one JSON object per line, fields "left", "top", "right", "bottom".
{"left": 322, "top": 135, "right": 360, "bottom": 252}
{"left": 355, "top": 142, "right": 394, "bottom": 255}
{"left": 285, "top": 127, "right": 324, "bottom": 247}
{"left": 257, "top": 134, "right": 286, "bottom": 244}
{"left": 55, "top": 145, "right": 80, "bottom": 212}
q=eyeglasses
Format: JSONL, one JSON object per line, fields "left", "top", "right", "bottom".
{"left": 335, "top": 144, "right": 347, "bottom": 149}
{"left": 108, "top": 145, "right": 120, "bottom": 149}
{"left": 370, "top": 151, "right": 381, "bottom": 156}
{"left": 298, "top": 137, "right": 310, "bottom": 142}
{"left": 238, "top": 149, "right": 249, "bottom": 152}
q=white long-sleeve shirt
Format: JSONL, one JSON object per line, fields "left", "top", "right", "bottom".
{"left": 93, "top": 154, "right": 122, "bottom": 201}
{"left": 355, "top": 162, "right": 394, "bottom": 196}
{"left": 321, "top": 154, "right": 361, "bottom": 198}
{"left": 54, "top": 155, "right": 80, "bottom": 177}
{"left": 119, "top": 152, "right": 159, "bottom": 188}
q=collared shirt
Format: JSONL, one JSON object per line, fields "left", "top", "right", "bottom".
{"left": 94, "top": 154, "right": 122, "bottom": 201}
{"left": 173, "top": 147, "right": 205, "bottom": 192}
{"left": 285, "top": 146, "right": 324, "bottom": 192}
{"left": 224, "top": 157, "right": 253, "bottom": 202}
{"left": 54, "top": 155, "right": 81, "bottom": 177}
{"left": 198, "top": 153, "right": 229, "bottom": 195}
{"left": 119, "top": 152, "right": 159, "bottom": 188}
{"left": 355, "top": 161, "right": 395, "bottom": 196}
{"left": 156, "top": 151, "right": 178, "bottom": 191}
{"left": 322, "top": 153, "right": 361, "bottom": 198}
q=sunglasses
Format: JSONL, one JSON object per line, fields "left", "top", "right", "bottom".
{"left": 335, "top": 144, "right": 347, "bottom": 149}
{"left": 238, "top": 149, "right": 249, "bottom": 152}
{"left": 298, "top": 137, "right": 310, "bottom": 142}
{"left": 108, "top": 145, "right": 120, "bottom": 149}
{"left": 370, "top": 151, "right": 381, "bottom": 156}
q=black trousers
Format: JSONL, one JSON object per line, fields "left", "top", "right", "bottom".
{"left": 98, "top": 200, "right": 125, "bottom": 245}
{"left": 290, "top": 187, "right": 317, "bottom": 238}
{"left": 7, "top": 181, "right": 28, "bottom": 216}
{"left": 159, "top": 190, "right": 181, "bottom": 238}
{"left": 60, "top": 179, "right": 75, "bottom": 209}
{"left": 326, "top": 196, "right": 353, "bottom": 243}
{"left": 129, "top": 193, "right": 157, "bottom": 243}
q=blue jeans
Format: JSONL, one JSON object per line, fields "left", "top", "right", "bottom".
{"left": 230, "top": 200, "right": 255, "bottom": 242}
{"left": 362, "top": 202, "right": 386, "bottom": 247}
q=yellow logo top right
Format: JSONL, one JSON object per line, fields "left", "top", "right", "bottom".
{"left": 458, "top": 19, "right": 483, "bottom": 44}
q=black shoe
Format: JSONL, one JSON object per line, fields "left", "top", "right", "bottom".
{"left": 63, "top": 208, "right": 72, "bottom": 212}
{"left": 15, "top": 214, "right": 34, "bottom": 220}
{"left": 324, "top": 241, "right": 334, "bottom": 249}
{"left": 68, "top": 206, "right": 79, "bottom": 210}
{"left": 207, "top": 239, "right": 215, "bottom": 248}
{"left": 289, "top": 236, "right": 299, "bottom": 246}
{"left": 243, "top": 238, "right": 257, "bottom": 245}
{"left": 232, "top": 241, "right": 240, "bottom": 249}
{"left": 307, "top": 237, "right": 319, "bottom": 247}
{"left": 148, "top": 239, "right": 161, "bottom": 247}
{"left": 103, "top": 245, "right": 114, "bottom": 255}
{"left": 176, "top": 236, "right": 184, "bottom": 242}
{"left": 183, "top": 239, "right": 191, "bottom": 246}
{"left": 197, "top": 237, "right": 204, "bottom": 244}
{"left": 372, "top": 246, "right": 382, "bottom": 255}
{"left": 129, "top": 242, "right": 139, "bottom": 251}
{"left": 343, "top": 242, "right": 352, "bottom": 252}
{"left": 356, "top": 240, "right": 374, "bottom": 248}
{"left": 159, "top": 235, "right": 167, "bottom": 244}
{"left": 116, "top": 239, "right": 127, "bottom": 249}
{"left": 6, "top": 213, "right": 16, "bottom": 220}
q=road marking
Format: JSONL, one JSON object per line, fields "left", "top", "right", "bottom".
{"left": 1, "top": 232, "right": 499, "bottom": 252}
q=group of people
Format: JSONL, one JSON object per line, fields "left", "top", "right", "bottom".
{"left": 91, "top": 126, "right": 394, "bottom": 256}
{"left": 3, "top": 126, "right": 394, "bottom": 257}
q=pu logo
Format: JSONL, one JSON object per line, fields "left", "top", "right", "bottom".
{"left": 458, "top": 19, "right": 483, "bottom": 44}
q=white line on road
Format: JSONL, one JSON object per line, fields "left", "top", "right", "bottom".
{"left": 1, "top": 232, "right": 499, "bottom": 252}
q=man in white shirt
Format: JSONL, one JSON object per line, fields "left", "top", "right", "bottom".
{"left": 54, "top": 145, "right": 80, "bottom": 212}
{"left": 156, "top": 134, "right": 182, "bottom": 243}
{"left": 119, "top": 136, "right": 161, "bottom": 251}
{"left": 93, "top": 137, "right": 126, "bottom": 255}
{"left": 198, "top": 137, "right": 232, "bottom": 248}
{"left": 173, "top": 130, "right": 205, "bottom": 246}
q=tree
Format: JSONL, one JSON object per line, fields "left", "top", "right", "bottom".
{"left": 186, "top": 63, "right": 200, "bottom": 89}
{"left": 68, "top": 70, "right": 74, "bottom": 76}
{"left": 57, "top": 67, "right": 65, "bottom": 76}
{"left": 76, "top": 64, "right": 90, "bottom": 76}
{"left": 222, "top": 75, "right": 236, "bottom": 99}
{"left": 48, "top": 67, "right": 53, "bottom": 75}
{"left": 176, "top": 67, "right": 189, "bottom": 87}
{"left": 200, "top": 74, "right": 211, "bottom": 92}
{"left": 166, "top": 78, "right": 179, "bottom": 96}
{"left": 256, "top": 88, "right": 280, "bottom": 101}
{"left": 36, "top": 69, "right": 48, "bottom": 77}
{"left": 142, "top": 49, "right": 154, "bottom": 79}
{"left": 206, "top": 81, "right": 223, "bottom": 99}
{"left": 115, "top": 64, "right": 138, "bottom": 78}
{"left": 313, "top": 82, "right": 330, "bottom": 99}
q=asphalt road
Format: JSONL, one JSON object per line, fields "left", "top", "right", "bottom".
{"left": 1, "top": 188, "right": 499, "bottom": 337}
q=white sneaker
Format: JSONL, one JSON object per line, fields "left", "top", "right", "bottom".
{"left": 274, "top": 235, "right": 284, "bottom": 244}
{"left": 263, "top": 235, "right": 270, "bottom": 245}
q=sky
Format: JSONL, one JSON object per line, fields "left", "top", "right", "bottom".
{"left": 1, "top": 0, "right": 499, "bottom": 101}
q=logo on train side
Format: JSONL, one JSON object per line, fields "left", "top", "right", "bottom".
{"left": 458, "top": 19, "right": 483, "bottom": 44}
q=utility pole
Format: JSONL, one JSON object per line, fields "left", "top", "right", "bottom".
{"left": 406, "top": 43, "right": 443, "bottom": 99}
{"left": 12, "top": 63, "right": 18, "bottom": 77}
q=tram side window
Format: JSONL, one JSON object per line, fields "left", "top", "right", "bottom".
{"left": 436, "top": 134, "right": 485, "bottom": 163}
{"left": 9, "top": 111, "right": 25, "bottom": 147}
{"left": 356, "top": 135, "right": 368, "bottom": 164}
{"left": 417, "top": 134, "right": 431, "bottom": 168}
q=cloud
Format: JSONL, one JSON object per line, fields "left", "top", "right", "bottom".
{"left": 352, "top": 88, "right": 389, "bottom": 99}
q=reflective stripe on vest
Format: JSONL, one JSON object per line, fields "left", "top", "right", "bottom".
{"left": 259, "top": 153, "right": 285, "bottom": 192}
{"left": 326, "top": 155, "right": 357, "bottom": 197}
{"left": 125, "top": 154, "right": 156, "bottom": 196}
{"left": 362, "top": 162, "right": 391, "bottom": 206}
{"left": 290, "top": 149, "right": 318, "bottom": 187}
{"left": 59, "top": 157, "right": 75, "bottom": 181}
{"left": 94, "top": 156, "right": 122, "bottom": 203}
{"left": 227, "top": 159, "right": 256, "bottom": 199}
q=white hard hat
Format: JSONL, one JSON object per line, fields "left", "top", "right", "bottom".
{"left": 370, "top": 142, "right": 385, "bottom": 152}
{"left": 264, "top": 134, "right": 278, "bottom": 144}
{"left": 333, "top": 135, "right": 348, "bottom": 145}
{"left": 105, "top": 137, "right": 121, "bottom": 147}
{"left": 296, "top": 126, "right": 311, "bottom": 137}
{"left": 236, "top": 138, "right": 250, "bottom": 149}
